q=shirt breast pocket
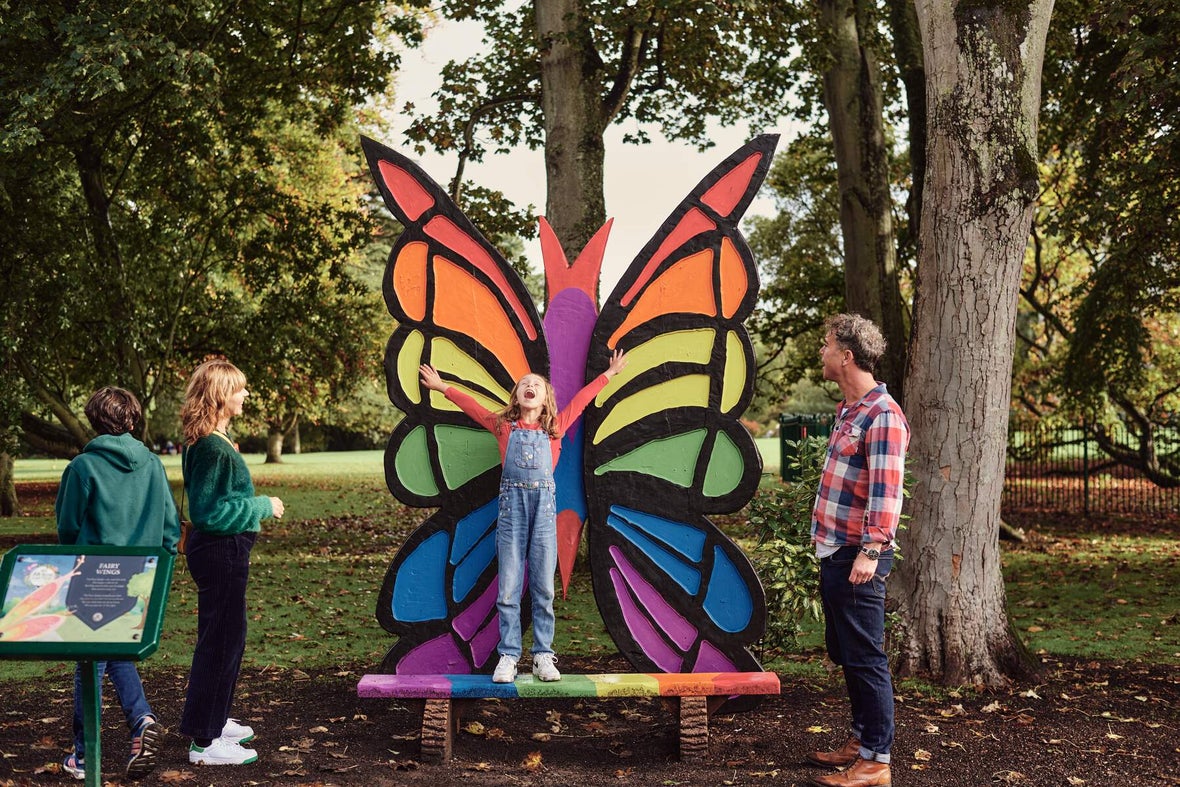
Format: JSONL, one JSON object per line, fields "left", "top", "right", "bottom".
{"left": 834, "top": 423, "right": 864, "bottom": 457}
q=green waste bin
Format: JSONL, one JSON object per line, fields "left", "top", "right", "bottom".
{"left": 779, "top": 413, "right": 834, "bottom": 481}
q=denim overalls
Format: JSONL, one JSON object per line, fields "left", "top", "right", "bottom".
{"left": 495, "top": 422, "right": 558, "bottom": 659}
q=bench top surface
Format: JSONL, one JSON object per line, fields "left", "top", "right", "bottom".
{"left": 358, "top": 671, "right": 780, "bottom": 700}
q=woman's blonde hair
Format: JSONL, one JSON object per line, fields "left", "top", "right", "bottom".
{"left": 496, "top": 374, "right": 559, "bottom": 438}
{"left": 181, "top": 359, "right": 248, "bottom": 445}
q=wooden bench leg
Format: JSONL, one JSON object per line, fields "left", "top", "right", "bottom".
{"left": 678, "top": 696, "right": 709, "bottom": 761}
{"left": 420, "top": 698, "right": 453, "bottom": 763}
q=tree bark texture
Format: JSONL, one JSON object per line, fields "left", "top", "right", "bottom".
{"left": 896, "top": 0, "right": 1053, "bottom": 687}
{"left": 265, "top": 428, "right": 285, "bottom": 464}
{"left": 534, "top": 0, "right": 608, "bottom": 257}
{"left": 818, "top": 0, "right": 909, "bottom": 404}
{"left": 0, "top": 452, "right": 18, "bottom": 517}
{"left": 884, "top": 0, "right": 928, "bottom": 256}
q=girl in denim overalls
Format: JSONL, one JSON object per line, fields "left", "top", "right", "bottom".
{"left": 419, "top": 351, "right": 628, "bottom": 682}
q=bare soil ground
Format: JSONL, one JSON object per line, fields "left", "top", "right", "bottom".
{"left": 1, "top": 652, "right": 1176, "bottom": 787}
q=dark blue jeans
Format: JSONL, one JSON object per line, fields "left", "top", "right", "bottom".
{"left": 72, "top": 661, "right": 153, "bottom": 757}
{"left": 180, "top": 529, "right": 255, "bottom": 740}
{"left": 820, "top": 545, "right": 894, "bottom": 762}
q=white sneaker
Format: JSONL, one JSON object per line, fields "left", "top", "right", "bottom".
{"left": 492, "top": 654, "right": 518, "bottom": 683}
{"left": 189, "top": 737, "right": 258, "bottom": 765}
{"left": 220, "top": 718, "right": 255, "bottom": 743}
{"left": 532, "top": 653, "right": 561, "bottom": 682}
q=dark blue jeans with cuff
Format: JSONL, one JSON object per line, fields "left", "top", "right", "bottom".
{"left": 820, "top": 545, "right": 894, "bottom": 764}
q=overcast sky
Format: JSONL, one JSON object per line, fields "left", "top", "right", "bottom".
{"left": 383, "top": 17, "right": 806, "bottom": 295}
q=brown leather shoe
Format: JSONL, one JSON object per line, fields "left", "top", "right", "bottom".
{"left": 806, "top": 736, "right": 861, "bottom": 768}
{"left": 809, "top": 758, "right": 892, "bottom": 787}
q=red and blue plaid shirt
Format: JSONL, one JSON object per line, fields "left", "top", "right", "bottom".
{"left": 812, "top": 384, "right": 910, "bottom": 547}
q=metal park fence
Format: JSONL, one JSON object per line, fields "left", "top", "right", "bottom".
{"left": 1004, "top": 417, "right": 1180, "bottom": 517}
{"left": 779, "top": 412, "right": 1180, "bottom": 517}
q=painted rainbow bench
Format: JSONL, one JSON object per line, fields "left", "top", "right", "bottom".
{"left": 357, "top": 671, "right": 780, "bottom": 763}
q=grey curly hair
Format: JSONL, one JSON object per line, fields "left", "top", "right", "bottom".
{"left": 824, "top": 313, "right": 887, "bottom": 374}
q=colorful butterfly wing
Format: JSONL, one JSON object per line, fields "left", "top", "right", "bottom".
{"left": 581, "top": 136, "right": 778, "bottom": 689}
{"left": 361, "top": 136, "right": 548, "bottom": 673}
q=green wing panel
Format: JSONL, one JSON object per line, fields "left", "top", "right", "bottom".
{"left": 593, "top": 430, "right": 707, "bottom": 487}
{"left": 394, "top": 425, "right": 440, "bottom": 497}
{"left": 435, "top": 425, "right": 500, "bottom": 491}
{"left": 703, "top": 430, "right": 744, "bottom": 498}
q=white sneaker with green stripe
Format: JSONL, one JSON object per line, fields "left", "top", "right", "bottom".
{"left": 189, "top": 737, "right": 258, "bottom": 765}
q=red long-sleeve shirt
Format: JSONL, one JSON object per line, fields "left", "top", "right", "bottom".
{"left": 444, "top": 374, "right": 610, "bottom": 468}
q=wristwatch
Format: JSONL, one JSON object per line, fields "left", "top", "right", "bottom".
{"left": 859, "top": 544, "right": 882, "bottom": 560}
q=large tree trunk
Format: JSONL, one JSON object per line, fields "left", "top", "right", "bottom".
{"left": 818, "top": 0, "right": 908, "bottom": 404}
{"left": 0, "top": 452, "right": 17, "bottom": 517}
{"left": 534, "top": 0, "right": 607, "bottom": 255}
{"left": 265, "top": 427, "right": 285, "bottom": 464}
{"left": 895, "top": 0, "right": 1054, "bottom": 687}
{"left": 884, "top": 0, "right": 927, "bottom": 258}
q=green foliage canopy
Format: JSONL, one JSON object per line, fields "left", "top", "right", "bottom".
{"left": 0, "top": 0, "right": 427, "bottom": 451}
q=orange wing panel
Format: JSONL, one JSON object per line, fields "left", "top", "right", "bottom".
{"left": 432, "top": 255, "right": 530, "bottom": 381}
{"left": 425, "top": 215, "right": 538, "bottom": 341}
{"left": 393, "top": 241, "right": 429, "bottom": 321}
{"left": 718, "top": 238, "right": 747, "bottom": 319}
{"left": 621, "top": 208, "right": 717, "bottom": 307}
{"left": 608, "top": 249, "right": 718, "bottom": 347}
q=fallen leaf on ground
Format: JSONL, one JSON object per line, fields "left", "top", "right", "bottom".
{"left": 522, "top": 751, "right": 544, "bottom": 772}
{"left": 463, "top": 721, "right": 486, "bottom": 736}
{"left": 914, "top": 749, "right": 933, "bottom": 762}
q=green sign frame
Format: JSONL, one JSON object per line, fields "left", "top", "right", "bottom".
{"left": 0, "top": 545, "right": 173, "bottom": 661}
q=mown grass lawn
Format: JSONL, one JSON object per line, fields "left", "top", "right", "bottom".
{"left": 3, "top": 450, "right": 1177, "bottom": 689}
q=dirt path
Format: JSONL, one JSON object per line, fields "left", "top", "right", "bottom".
{"left": 1, "top": 655, "right": 1175, "bottom": 787}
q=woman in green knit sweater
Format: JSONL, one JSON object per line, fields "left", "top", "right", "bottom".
{"left": 178, "top": 360, "right": 284, "bottom": 767}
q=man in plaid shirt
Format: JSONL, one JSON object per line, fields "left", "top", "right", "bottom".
{"left": 807, "top": 314, "right": 909, "bottom": 787}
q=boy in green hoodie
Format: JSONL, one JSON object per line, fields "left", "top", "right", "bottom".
{"left": 55, "top": 387, "right": 181, "bottom": 780}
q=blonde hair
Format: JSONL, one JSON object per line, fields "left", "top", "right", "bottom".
{"left": 181, "top": 359, "right": 248, "bottom": 445}
{"left": 496, "top": 374, "right": 559, "bottom": 438}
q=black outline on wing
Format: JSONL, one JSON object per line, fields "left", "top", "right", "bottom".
{"left": 581, "top": 136, "right": 779, "bottom": 700}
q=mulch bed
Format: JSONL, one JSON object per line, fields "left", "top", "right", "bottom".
{"left": 1, "top": 654, "right": 1176, "bottom": 787}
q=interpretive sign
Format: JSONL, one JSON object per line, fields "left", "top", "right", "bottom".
{"left": 0, "top": 545, "right": 173, "bottom": 661}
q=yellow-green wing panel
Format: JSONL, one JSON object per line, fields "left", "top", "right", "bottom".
{"left": 720, "top": 331, "right": 746, "bottom": 414}
{"left": 596, "top": 330, "right": 716, "bottom": 405}
{"left": 593, "top": 375, "right": 712, "bottom": 444}
{"left": 397, "top": 330, "right": 426, "bottom": 406}
{"left": 431, "top": 337, "right": 511, "bottom": 402}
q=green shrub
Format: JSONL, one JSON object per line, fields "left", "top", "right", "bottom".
{"left": 750, "top": 436, "right": 827, "bottom": 653}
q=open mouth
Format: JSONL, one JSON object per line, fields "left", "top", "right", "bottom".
{"left": 524, "top": 391, "right": 536, "bottom": 400}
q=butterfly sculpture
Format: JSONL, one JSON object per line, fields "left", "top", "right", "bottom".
{"left": 363, "top": 134, "right": 778, "bottom": 693}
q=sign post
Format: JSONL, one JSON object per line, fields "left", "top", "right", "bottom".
{"left": 0, "top": 545, "right": 174, "bottom": 787}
